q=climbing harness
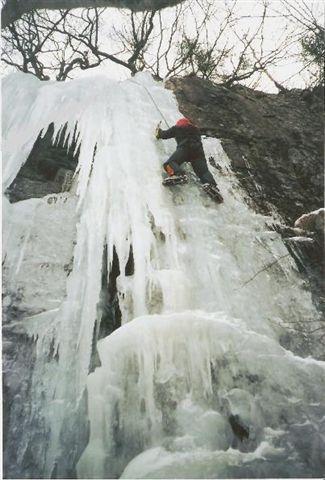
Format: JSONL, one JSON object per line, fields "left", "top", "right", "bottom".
{"left": 131, "top": 79, "right": 170, "bottom": 128}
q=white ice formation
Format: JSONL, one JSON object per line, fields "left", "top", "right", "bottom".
{"left": 2, "top": 72, "right": 325, "bottom": 478}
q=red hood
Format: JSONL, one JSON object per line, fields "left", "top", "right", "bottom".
{"left": 176, "top": 118, "right": 193, "bottom": 128}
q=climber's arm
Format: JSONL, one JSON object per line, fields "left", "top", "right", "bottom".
{"left": 156, "top": 126, "right": 176, "bottom": 140}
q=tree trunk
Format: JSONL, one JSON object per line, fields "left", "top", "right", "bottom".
{"left": 1, "top": 0, "right": 185, "bottom": 28}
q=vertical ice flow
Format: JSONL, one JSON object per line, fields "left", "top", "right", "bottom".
{"left": 2, "top": 72, "right": 324, "bottom": 478}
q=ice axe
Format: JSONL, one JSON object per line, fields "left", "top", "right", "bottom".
{"left": 155, "top": 120, "right": 162, "bottom": 139}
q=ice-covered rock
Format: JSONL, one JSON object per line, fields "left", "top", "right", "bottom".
{"left": 2, "top": 72, "right": 324, "bottom": 478}
{"left": 294, "top": 207, "right": 325, "bottom": 233}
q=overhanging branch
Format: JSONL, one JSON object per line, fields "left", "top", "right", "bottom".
{"left": 1, "top": 0, "right": 185, "bottom": 29}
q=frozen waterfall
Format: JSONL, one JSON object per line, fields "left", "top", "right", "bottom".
{"left": 2, "top": 72, "right": 324, "bottom": 479}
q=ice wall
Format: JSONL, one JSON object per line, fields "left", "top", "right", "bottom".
{"left": 2, "top": 72, "right": 324, "bottom": 478}
{"left": 79, "top": 312, "right": 325, "bottom": 479}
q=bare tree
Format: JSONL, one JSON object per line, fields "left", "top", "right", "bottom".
{"left": 113, "top": 0, "right": 293, "bottom": 88}
{"left": 2, "top": 0, "right": 323, "bottom": 89}
{"left": 110, "top": 0, "right": 234, "bottom": 80}
{"left": 2, "top": 9, "right": 105, "bottom": 80}
{"left": 161, "top": 0, "right": 234, "bottom": 79}
{"left": 273, "top": 0, "right": 324, "bottom": 86}
{"left": 110, "top": 9, "right": 158, "bottom": 74}
{"left": 2, "top": 7, "right": 157, "bottom": 80}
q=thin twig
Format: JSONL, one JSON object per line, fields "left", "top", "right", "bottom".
{"left": 238, "top": 253, "right": 290, "bottom": 289}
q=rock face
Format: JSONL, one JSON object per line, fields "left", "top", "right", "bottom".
{"left": 6, "top": 123, "right": 78, "bottom": 202}
{"left": 2, "top": 307, "right": 36, "bottom": 479}
{"left": 294, "top": 208, "right": 325, "bottom": 232}
{"left": 2, "top": 191, "right": 82, "bottom": 479}
{"left": 166, "top": 76, "right": 324, "bottom": 311}
{"left": 2, "top": 127, "right": 85, "bottom": 478}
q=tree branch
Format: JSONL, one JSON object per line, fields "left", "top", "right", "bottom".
{"left": 238, "top": 254, "right": 291, "bottom": 289}
{"left": 1, "top": 0, "right": 185, "bottom": 28}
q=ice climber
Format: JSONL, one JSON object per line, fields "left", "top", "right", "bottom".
{"left": 156, "top": 117, "right": 223, "bottom": 203}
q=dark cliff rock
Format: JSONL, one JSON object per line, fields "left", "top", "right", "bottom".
{"left": 2, "top": 298, "right": 38, "bottom": 478}
{"left": 166, "top": 76, "right": 324, "bottom": 313}
{"left": 166, "top": 76, "right": 323, "bottom": 221}
{"left": 6, "top": 123, "right": 78, "bottom": 203}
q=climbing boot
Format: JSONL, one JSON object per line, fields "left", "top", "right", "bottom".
{"left": 162, "top": 174, "right": 188, "bottom": 186}
{"left": 202, "top": 183, "right": 224, "bottom": 203}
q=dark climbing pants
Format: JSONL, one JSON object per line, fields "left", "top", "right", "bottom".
{"left": 163, "top": 147, "right": 216, "bottom": 185}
